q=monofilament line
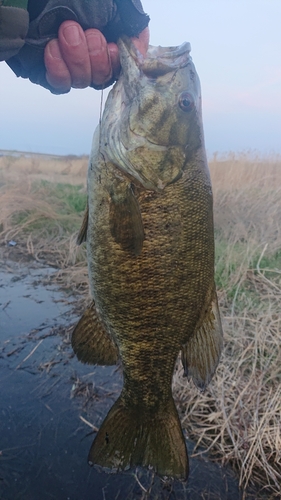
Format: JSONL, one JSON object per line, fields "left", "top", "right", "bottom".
{"left": 98, "top": 88, "right": 104, "bottom": 154}
{"left": 98, "top": 87, "right": 107, "bottom": 167}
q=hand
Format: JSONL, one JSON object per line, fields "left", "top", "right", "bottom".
{"left": 44, "top": 21, "right": 149, "bottom": 93}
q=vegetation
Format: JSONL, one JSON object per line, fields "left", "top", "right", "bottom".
{"left": 0, "top": 153, "right": 88, "bottom": 290}
{"left": 0, "top": 151, "right": 280, "bottom": 496}
{"left": 175, "top": 152, "right": 281, "bottom": 497}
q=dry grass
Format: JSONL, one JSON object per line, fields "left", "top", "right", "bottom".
{"left": 174, "top": 152, "right": 281, "bottom": 497}
{"left": 0, "top": 151, "right": 280, "bottom": 496}
{"left": 0, "top": 152, "right": 88, "bottom": 186}
{"left": 0, "top": 153, "right": 88, "bottom": 292}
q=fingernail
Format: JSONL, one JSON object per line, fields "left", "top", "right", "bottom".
{"left": 63, "top": 25, "right": 82, "bottom": 46}
{"left": 86, "top": 32, "right": 104, "bottom": 55}
{"left": 47, "top": 40, "right": 62, "bottom": 59}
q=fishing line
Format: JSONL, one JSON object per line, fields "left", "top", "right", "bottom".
{"left": 98, "top": 87, "right": 107, "bottom": 170}
{"left": 98, "top": 88, "right": 104, "bottom": 154}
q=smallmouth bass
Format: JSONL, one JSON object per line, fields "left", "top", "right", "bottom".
{"left": 72, "top": 38, "right": 223, "bottom": 480}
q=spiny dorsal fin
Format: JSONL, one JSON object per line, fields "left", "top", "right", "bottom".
{"left": 72, "top": 302, "right": 118, "bottom": 365}
{"left": 181, "top": 289, "right": 223, "bottom": 390}
{"left": 77, "top": 203, "right": 89, "bottom": 245}
{"left": 109, "top": 182, "right": 144, "bottom": 256}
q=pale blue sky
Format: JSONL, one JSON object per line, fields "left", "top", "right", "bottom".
{"left": 0, "top": 0, "right": 280, "bottom": 156}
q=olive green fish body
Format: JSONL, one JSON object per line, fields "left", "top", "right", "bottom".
{"left": 88, "top": 158, "right": 213, "bottom": 396}
{"left": 72, "top": 39, "right": 223, "bottom": 479}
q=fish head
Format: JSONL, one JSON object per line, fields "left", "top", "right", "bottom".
{"left": 102, "top": 37, "right": 205, "bottom": 191}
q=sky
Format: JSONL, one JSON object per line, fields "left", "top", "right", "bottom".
{"left": 0, "top": 0, "right": 281, "bottom": 156}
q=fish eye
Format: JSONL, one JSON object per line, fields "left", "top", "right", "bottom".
{"left": 179, "top": 92, "right": 194, "bottom": 112}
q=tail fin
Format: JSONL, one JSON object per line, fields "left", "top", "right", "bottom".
{"left": 88, "top": 394, "right": 188, "bottom": 480}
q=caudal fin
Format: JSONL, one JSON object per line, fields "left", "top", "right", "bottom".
{"left": 88, "top": 394, "right": 188, "bottom": 480}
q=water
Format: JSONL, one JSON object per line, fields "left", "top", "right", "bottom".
{"left": 0, "top": 261, "right": 260, "bottom": 499}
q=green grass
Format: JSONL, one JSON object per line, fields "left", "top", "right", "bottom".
{"left": 9, "top": 181, "right": 87, "bottom": 238}
{"left": 215, "top": 238, "right": 281, "bottom": 310}
{"left": 0, "top": 177, "right": 88, "bottom": 274}
{"left": 37, "top": 181, "right": 87, "bottom": 214}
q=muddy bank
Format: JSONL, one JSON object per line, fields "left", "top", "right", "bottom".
{"left": 0, "top": 260, "right": 261, "bottom": 500}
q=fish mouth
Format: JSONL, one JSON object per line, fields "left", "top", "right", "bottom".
{"left": 143, "top": 42, "right": 191, "bottom": 76}
{"left": 118, "top": 37, "right": 191, "bottom": 78}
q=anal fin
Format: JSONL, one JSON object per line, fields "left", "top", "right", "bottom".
{"left": 72, "top": 302, "right": 118, "bottom": 365}
{"left": 181, "top": 289, "right": 223, "bottom": 390}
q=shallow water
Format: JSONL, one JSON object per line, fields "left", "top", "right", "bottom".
{"left": 0, "top": 260, "right": 260, "bottom": 500}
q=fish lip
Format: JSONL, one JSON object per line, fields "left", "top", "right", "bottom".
{"left": 142, "top": 42, "right": 192, "bottom": 77}
{"left": 146, "top": 42, "right": 191, "bottom": 61}
{"left": 118, "top": 36, "right": 191, "bottom": 77}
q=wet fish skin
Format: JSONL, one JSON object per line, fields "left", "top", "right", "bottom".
{"left": 72, "top": 38, "right": 223, "bottom": 480}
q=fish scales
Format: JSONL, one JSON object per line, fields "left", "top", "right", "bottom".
{"left": 88, "top": 163, "right": 214, "bottom": 399}
{"left": 72, "top": 38, "right": 223, "bottom": 480}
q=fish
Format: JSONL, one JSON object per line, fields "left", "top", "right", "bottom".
{"left": 72, "top": 37, "right": 223, "bottom": 481}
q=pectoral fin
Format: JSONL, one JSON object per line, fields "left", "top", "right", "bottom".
{"left": 181, "top": 291, "right": 223, "bottom": 390}
{"left": 109, "top": 182, "right": 144, "bottom": 256}
{"left": 77, "top": 203, "right": 89, "bottom": 245}
{"left": 72, "top": 302, "right": 118, "bottom": 365}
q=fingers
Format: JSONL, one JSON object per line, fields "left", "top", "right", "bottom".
{"left": 45, "top": 21, "right": 92, "bottom": 92}
{"left": 44, "top": 22, "right": 149, "bottom": 93}
{"left": 45, "top": 21, "right": 120, "bottom": 92}
{"left": 58, "top": 22, "right": 92, "bottom": 88}
{"left": 85, "top": 30, "right": 119, "bottom": 87}
{"left": 108, "top": 43, "right": 120, "bottom": 78}
{"left": 44, "top": 38, "right": 72, "bottom": 92}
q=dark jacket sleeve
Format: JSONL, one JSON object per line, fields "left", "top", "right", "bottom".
{"left": 5, "top": 0, "right": 149, "bottom": 93}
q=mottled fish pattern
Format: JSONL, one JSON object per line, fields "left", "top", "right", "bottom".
{"left": 72, "top": 38, "right": 223, "bottom": 480}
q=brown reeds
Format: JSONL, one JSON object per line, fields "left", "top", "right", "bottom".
{"left": 174, "top": 152, "right": 281, "bottom": 497}
{"left": 0, "top": 152, "right": 88, "bottom": 185}
{"left": 0, "top": 151, "right": 280, "bottom": 496}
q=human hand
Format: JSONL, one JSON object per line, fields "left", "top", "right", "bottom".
{"left": 44, "top": 21, "right": 149, "bottom": 93}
